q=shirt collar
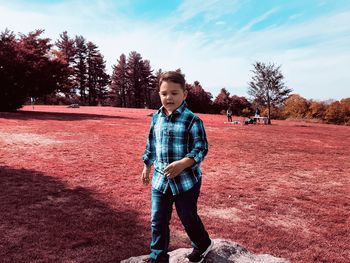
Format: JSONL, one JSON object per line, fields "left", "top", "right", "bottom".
{"left": 159, "top": 101, "right": 187, "bottom": 116}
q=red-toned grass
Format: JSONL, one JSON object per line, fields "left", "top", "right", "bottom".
{"left": 0, "top": 105, "right": 349, "bottom": 263}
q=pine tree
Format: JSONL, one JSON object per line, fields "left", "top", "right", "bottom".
{"left": 74, "top": 35, "right": 87, "bottom": 104}
{"left": 86, "top": 41, "right": 99, "bottom": 105}
{"left": 85, "top": 41, "right": 109, "bottom": 105}
{"left": 56, "top": 31, "right": 76, "bottom": 65}
{"left": 111, "top": 52, "right": 155, "bottom": 108}
{"left": 140, "top": 59, "right": 156, "bottom": 108}
{"left": 110, "top": 54, "right": 128, "bottom": 107}
{"left": 55, "top": 31, "right": 76, "bottom": 99}
{"left": 126, "top": 51, "right": 143, "bottom": 108}
{"left": 149, "top": 69, "right": 162, "bottom": 109}
{"left": 95, "top": 54, "right": 110, "bottom": 106}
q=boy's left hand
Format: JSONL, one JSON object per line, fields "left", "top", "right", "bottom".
{"left": 164, "top": 160, "right": 185, "bottom": 179}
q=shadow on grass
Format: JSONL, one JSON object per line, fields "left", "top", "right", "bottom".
{"left": 0, "top": 166, "right": 148, "bottom": 263}
{"left": 0, "top": 111, "right": 134, "bottom": 121}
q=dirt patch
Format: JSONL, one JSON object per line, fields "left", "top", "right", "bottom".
{"left": 201, "top": 207, "right": 241, "bottom": 221}
{"left": 266, "top": 214, "right": 311, "bottom": 235}
{"left": 0, "top": 132, "right": 61, "bottom": 146}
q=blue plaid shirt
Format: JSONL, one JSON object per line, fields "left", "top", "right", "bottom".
{"left": 143, "top": 101, "right": 208, "bottom": 195}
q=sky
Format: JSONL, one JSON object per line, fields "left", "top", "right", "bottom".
{"left": 1, "top": 0, "right": 350, "bottom": 101}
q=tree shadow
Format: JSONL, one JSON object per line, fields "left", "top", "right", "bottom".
{"left": 0, "top": 166, "right": 148, "bottom": 263}
{"left": 0, "top": 111, "right": 134, "bottom": 121}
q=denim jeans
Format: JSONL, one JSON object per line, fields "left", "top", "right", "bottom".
{"left": 150, "top": 180, "right": 211, "bottom": 260}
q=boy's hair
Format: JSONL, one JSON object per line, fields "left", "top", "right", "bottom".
{"left": 159, "top": 71, "right": 186, "bottom": 90}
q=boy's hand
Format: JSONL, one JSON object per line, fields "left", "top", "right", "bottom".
{"left": 141, "top": 165, "right": 151, "bottom": 185}
{"left": 164, "top": 158, "right": 195, "bottom": 179}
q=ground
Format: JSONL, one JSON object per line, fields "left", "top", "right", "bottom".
{"left": 0, "top": 105, "right": 349, "bottom": 263}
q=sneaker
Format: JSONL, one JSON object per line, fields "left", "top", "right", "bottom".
{"left": 187, "top": 239, "right": 214, "bottom": 263}
{"left": 142, "top": 256, "right": 169, "bottom": 263}
{"left": 142, "top": 258, "right": 156, "bottom": 263}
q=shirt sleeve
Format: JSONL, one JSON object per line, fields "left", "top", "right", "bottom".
{"left": 142, "top": 115, "right": 156, "bottom": 166}
{"left": 185, "top": 117, "right": 208, "bottom": 164}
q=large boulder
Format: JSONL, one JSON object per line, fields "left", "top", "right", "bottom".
{"left": 121, "top": 239, "right": 289, "bottom": 263}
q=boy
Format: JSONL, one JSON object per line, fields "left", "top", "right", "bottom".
{"left": 141, "top": 71, "right": 213, "bottom": 263}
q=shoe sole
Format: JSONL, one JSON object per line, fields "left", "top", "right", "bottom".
{"left": 188, "top": 239, "right": 214, "bottom": 263}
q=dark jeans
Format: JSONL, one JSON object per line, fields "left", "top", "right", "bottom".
{"left": 150, "top": 180, "right": 211, "bottom": 260}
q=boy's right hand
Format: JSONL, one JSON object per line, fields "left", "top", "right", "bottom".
{"left": 141, "top": 165, "right": 151, "bottom": 185}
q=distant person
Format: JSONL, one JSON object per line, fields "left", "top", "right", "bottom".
{"left": 255, "top": 107, "right": 260, "bottom": 118}
{"left": 141, "top": 71, "right": 213, "bottom": 263}
{"left": 226, "top": 108, "right": 233, "bottom": 122}
{"left": 30, "top": 97, "right": 35, "bottom": 110}
{"left": 254, "top": 107, "right": 261, "bottom": 123}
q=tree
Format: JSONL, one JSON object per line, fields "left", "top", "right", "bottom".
{"left": 110, "top": 54, "right": 128, "bottom": 106}
{"left": 324, "top": 98, "right": 350, "bottom": 125}
{"left": 148, "top": 68, "right": 162, "bottom": 109}
{"left": 141, "top": 59, "right": 156, "bottom": 108}
{"left": 0, "top": 29, "right": 66, "bottom": 111}
{"left": 85, "top": 41, "right": 109, "bottom": 105}
{"left": 55, "top": 31, "right": 76, "bottom": 99}
{"left": 56, "top": 31, "right": 76, "bottom": 65}
{"left": 340, "top": 98, "right": 350, "bottom": 125}
{"left": 213, "top": 88, "right": 231, "bottom": 113}
{"left": 248, "top": 62, "right": 292, "bottom": 124}
{"left": 93, "top": 52, "right": 110, "bottom": 105}
{"left": 306, "top": 100, "right": 327, "bottom": 120}
{"left": 125, "top": 51, "right": 143, "bottom": 107}
{"left": 186, "top": 81, "right": 213, "bottom": 113}
{"left": 110, "top": 52, "right": 157, "bottom": 109}
{"left": 0, "top": 29, "right": 24, "bottom": 111}
{"left": 283, "top": 94, "right": 309, "bottom": 118}
{"left": 230, "top": 95, "right": 251, "bottom": 116}
{"left": 324, "top": 101, "right": 343, "bottom": 124}
{"left": 125, "top": 51, "right": 155, "bottom": 108}
{"left": 74, "top": 35, "right": 88, "bottom": 104}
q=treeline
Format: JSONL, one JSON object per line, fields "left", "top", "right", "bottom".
{"left": 283, "top": 94, "right": 350, "bottom": 125}
{"left": 0, "top": 28, "right": 254, "bottom": 114}
{"left": 1, "top": 29, "right": 349, "bottom": 125}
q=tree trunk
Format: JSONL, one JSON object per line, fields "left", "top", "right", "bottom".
{"left": 267, "top": 89, "right": 271, "bottom": 124}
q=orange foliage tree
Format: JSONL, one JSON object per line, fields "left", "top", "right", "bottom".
{"left": 283, "top": 94, "right": 310, "bottom": 118}
{"left": 324, "top": 98, "right": 350, "bottom": 125}
{"left": 306, "top": 100, "right": 327, "bottom": 120}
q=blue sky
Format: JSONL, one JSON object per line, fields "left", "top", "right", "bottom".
{"left": 1, "top": 0, "right": 350, "bottom": 100}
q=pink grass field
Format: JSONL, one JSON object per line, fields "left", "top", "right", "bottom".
{"left": 0, "top": 105, "right": 349, "bottom": 263}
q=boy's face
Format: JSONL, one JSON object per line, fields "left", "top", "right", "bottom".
{"left": 159, "top": 81, "right": 187, "bottom": 115}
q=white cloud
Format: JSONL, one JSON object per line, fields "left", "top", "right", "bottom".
{"left": 238, "top": 7, "right": 279, "bottom": 33}
{"left": 215, "top": 21, "right": 226, "bottom": 26}
{"left": 173, "top": 0, "right": 239, "bottom": 23}
{"left": 289, "top": 13, "right": 303, "bottom": 20}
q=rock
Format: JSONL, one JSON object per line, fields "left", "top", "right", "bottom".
{"left": 121, "top": 239, "right": 290, "bottom": 263}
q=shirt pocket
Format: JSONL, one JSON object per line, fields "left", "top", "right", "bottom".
{"left": 167, "top": 123, "right": 189, "bottom": 144}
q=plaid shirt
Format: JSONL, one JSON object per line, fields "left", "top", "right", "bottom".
{"left": 143, "top": 101, "right": 208, "bottom": 195}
